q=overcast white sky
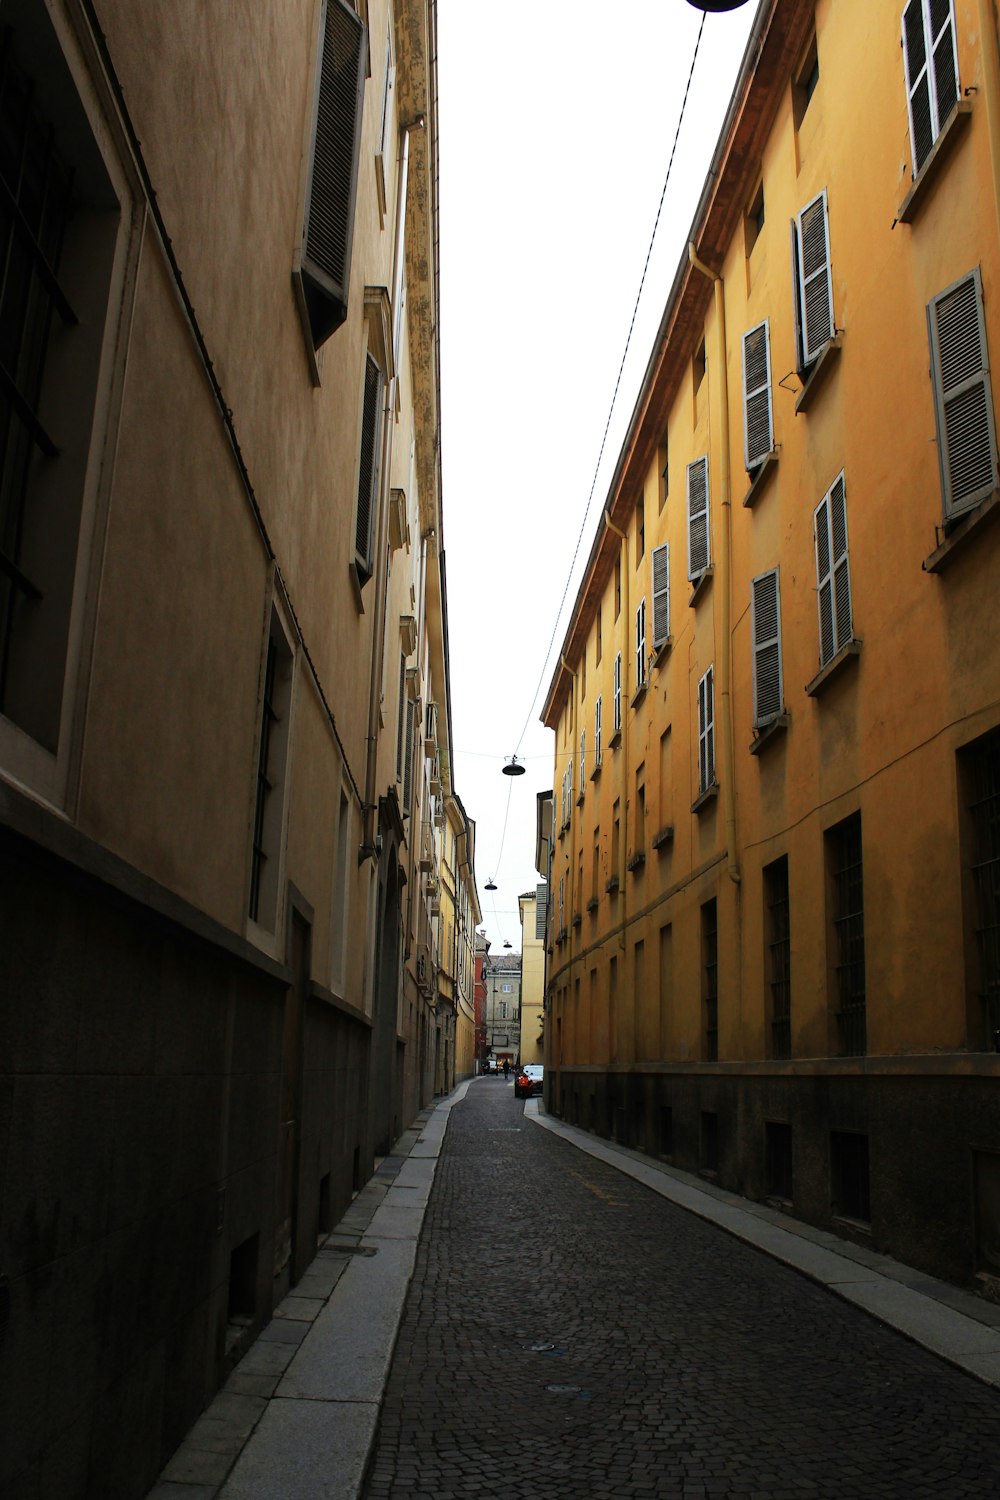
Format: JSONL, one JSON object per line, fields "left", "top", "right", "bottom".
{"left": 436, "top": 0, "right": 759, "bottom": 952}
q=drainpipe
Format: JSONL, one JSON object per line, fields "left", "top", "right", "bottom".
{"left": 688, "top": 244, "right": 740, "bottom": 890}
{"left": 977, "top": 0, "right": 1000, "bottom": 242}
{"left": 603, "top": 511, "right": 629, "bottom": 951}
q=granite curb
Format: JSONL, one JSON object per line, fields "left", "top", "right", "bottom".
{"left": 524, "top": 1098, "right": 1000, "bottom": 1390}
{"left": 147, "top": 1080, "right": 472, "bottom": 1500}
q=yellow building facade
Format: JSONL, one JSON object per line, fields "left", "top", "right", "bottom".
{"left": 542, "top": 0, "right": 1000, "bottom": 1290}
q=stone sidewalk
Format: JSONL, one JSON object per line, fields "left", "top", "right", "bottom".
{"left": 150, "top": 1080, "right": 1000, "bottom": 1500}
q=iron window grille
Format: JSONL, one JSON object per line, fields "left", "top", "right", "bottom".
{"left": 830, "top": 813, "right": 866, "bottom": 1056}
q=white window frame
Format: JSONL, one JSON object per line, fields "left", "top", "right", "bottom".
{"left": 697, "top": 665, "right": 715, "bottom": 795}
{"left": 613, "top": 652, "right": 622, "bottom": 733}
{"left": 595, "top": 694, "right": 603, "bottom": 769}
{"left": 751, "top": 568, "right": 783, "bottom": 728}
{"left": 651, "top": 543, "right": 670, "bottom": 649}
{"left": 927, "top": 266, "right": 999, "bottom": 520}
{"left": 813, "top": 472, "right": 853, "bottom": 668}
{"left": 686, "top": 456, "right": 711, "bottom": 581}
{"left": 902, "top": 0, "right": 960, "bottom": 176}
{"left": 635, "top": 597, "right": 647, "bottom": 688}
{"left": 742, "top": 319, "right": 774, "bottom": 470}
{"left": 579, "top": 729, "right": 586, "bottom": 794}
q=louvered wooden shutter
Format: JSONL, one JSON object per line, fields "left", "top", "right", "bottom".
{"left": 903, "top": 0, "right": 959, "bottom": 176}
{"left": 535, "top": 884, "right": 548, "bottom": 940}
{"left": 635, "top": 598, "right": 646, "bottom": 686}
{"left": 751, "top": 569, "right": 783, "bottom": 727}
{"left": 814, "top": 472, "right": 852, "bottom": 667}
{"left": 567, "top": 759, "right": 573, "bottom": 814}
{"left": 355, "top": 353, "right": 383, "bottom": 575}
{"left": 698, "top": 667, "right": 714, "bottom": 793}
{"left": 580, "top": 729, "right": 586, "bottom": 791}
{"left": 300, "top": 0, "right": 367, "bottom": 346}
{"left": 743, "top": 321, "right": 773, "bottom": 469}
{"left": 687, "top": 456, "right": 710, "bottom": 580}
{"left": 595, "top": 695, "right": 602, "bottom": 768}
{"left": 613, "top": 652, "right": 622, "bottom": 731}
{"left": 928, "top": 268, "right": 998, "bottom": 519}
{"left": 651, "top": 543, "right": 670, "bottom": 648}
{"left": 790, "top": 218, "right": 805, "bottom": 374}
{"left": 796, "top": 191, "right": 833, "bottom": 365}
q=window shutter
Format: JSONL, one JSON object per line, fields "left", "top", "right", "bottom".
{"left": 299, "top": 0, "right": 367, "bottom": 347}
{"left": 790, "top": 218, "right": 805, "bottom": 374}
{"left": 595, "top": 695, "right": 602, "bottom": 768}
{"left": 613, "top": 652, "right": 622, "bottom": 732}
{"left": 635, "top": 597, "right": 646, "bottom": 686}
{"left": 651, "top": 543, "right": 670, "bottom": 648}
{"left": 796, "top": 190, "right": 833, "bottom": 364}
{"left": 396, "top": 652, "right": 406, "bottom": 779}
{"left": 743, "top": 320, "right": 773, "bottom": 469}
{"left": 403, "top": 697, "right": 415, "bottom": 812}
{"left": 580, "top": 729, "right": 586, "bottom": 791}
{"left": 903, "top": 0, "right": 959, "bottom": 175}
{"left": 698, "top": 666, "right": 715, "bottom": 793}
{"left": 751, "top": 568, "right": 783, "bottom": 727}
{"left": 567, "top": 758, "right": 573, "bottom": 815}
{"left": 814, "top": 472, "right": 852, "bottom": 667}
{"left": 535, "top": 884, "right": 548, "bottom": 940}
{"left": 927, "top": 267, "right": 998, "bottom": 519}
{"left": 355, "top": 353, "right": 383, "bottom": 575}
{"left": 686, "top": 456, "right": 710, "bottom": 580}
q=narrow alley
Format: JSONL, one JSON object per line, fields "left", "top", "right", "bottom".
{"left": 362, "top": 1081, "right": 1000, "bottom": 1500}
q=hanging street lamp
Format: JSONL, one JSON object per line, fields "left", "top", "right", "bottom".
{"left": 685, "top": 0, "right": 751, "bottom": 10}
{"left": 502, "top": 756, "right": 526, "bottom": 777}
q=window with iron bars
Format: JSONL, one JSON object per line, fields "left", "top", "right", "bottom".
{"left": 965, "top": 730, "right": 1000, "bottom": 1048}
{"left": 702, "top": 897, "right": 718, "bottom": 1062}
{"left": 828, "top": 812, "right": 866, "bottom": 1056}
{"left": 764, "top": 855, "right": 791, "bottom": 1059}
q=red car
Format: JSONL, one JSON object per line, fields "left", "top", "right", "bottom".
{"left": 514, "top": 1064, "right": 544, "bottom": 1099}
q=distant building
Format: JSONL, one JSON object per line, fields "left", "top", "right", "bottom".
{"left": 484, "top": 952, "right": 522, "bottom": 1070}
{"left": 518, "top": 889, "right": 547, "bottom": 1066}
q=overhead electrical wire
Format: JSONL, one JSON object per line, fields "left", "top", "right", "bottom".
{"left": 507, "top": 12, "right": 708, "bottom": 763}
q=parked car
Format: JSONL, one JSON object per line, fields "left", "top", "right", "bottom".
{"left": 515, "top": 1064, "right": 544, "bottom": 1099}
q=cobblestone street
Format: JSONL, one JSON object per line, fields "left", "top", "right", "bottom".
{"left": 362, "top": 1080, "right": 1000, "bottom": 1500}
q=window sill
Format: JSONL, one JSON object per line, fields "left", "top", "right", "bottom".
{"left": 742, "top": 451, "right": 779, "bottom": 509}
{"left": 586, "top": 897, "right": 599, "bottom": 914}
{"left": 651, "top": 824, "right": 674, "bottom": 851}
{"left": 897, "top": 101, "right": 973, "bottom": 225}
{"left": 689, "top": 566, "right": 714, "bottom": 608}
{"left": 590, "top": 762, "right": 602, "bottom": 782}
{"left": 631, "top": 681, "right": 648, "bottom": 709}
{"left": 627, "top": 850, "right": 646, "bottom": 874}
{"left": 604, "top": 875, "right": 620, "bottom": 896}
{"left": 923, "top": 488, "right": 1000, "bottom": 574}
{"left": 652, "top": 637, "right": 672, "bottom": 667}
{"left": 794, "top": 335, "right": 842, "bottom": 415}
{"left": 691, "top": 782, "right": 718, "bottom": 814}
{"left": 608, "top": 729, "right": 622, "bottom": 752}
{"left": 749, "top": 712, "right": 789, "bottom": 755}
{"left": 805, "top": 639, "right": 862, "bottom": 697}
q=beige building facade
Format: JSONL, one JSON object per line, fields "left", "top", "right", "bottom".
{"left": 518, "top": 888, "right": 547, "bottom": 1067}
{"left": 0, "top": 2, "right": 474, "bottom": 1496}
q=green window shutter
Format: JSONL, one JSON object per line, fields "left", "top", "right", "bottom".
{"left": 927, "top": 267, "right": 999, "bottom": 520}
{"left": 300, "top": 0, "right": 367, "bottom": 348}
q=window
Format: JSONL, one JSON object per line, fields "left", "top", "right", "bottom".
{"left": 558, "top": 876, "right": 565, "bottom": 933}
{"left": 902, "top": 0, "right": 959, "bottom": 176}
{"left": 660, "top": 436, "right": 669, "bottom": 508}
{"left": 927, "top": 268, "right": 998, "bottom": 522}
{"left": 579, "top": 729, "right": 586, "bottom": 795}
{"left": 651, "top": 544, "right": 670, "bottom": 650}
{"left": 566, "top": 758, "right": 573, "bottom": 818}
{"left": 742, "top": 321, "right": 773, "bottom": 470}
{"left": 580, "top": 649, "right": 586, "bottom": 702}
{"left": 764, "top": 857, "right": 791, "bottom": 1059}
{"left": 402, "top": 697, "right": 415, "bottom": 814}
{"left": 751, "top": 568, "right": 783, "bottom": 729}
{"left": 693, "top": 338, "right": 707, "bottom": 393}
{"left": 962, "top": 730, "right": 1000, "bottom": 1046}
{"left": 374, "top": 15, "right": 396, "bottom": 223}
{"left": 596, "top": 603, "right": 602, "bottom": 664}
{"left": 697, "top": 666, "right": 715, "bottom": 794}
{"left": 702, "top": 899, "right": 718, "bottom": 1062}
{"left": 295, "top": 0, "right": 366, "bottom": 354}
{"left": 0, "top": 7, "right": 126, "bottom": 767}
{"left": 591, "top": 830, "right": 600, "bottom": 902}
{"left": 635, "top": 763, "right": 645, "bottom": 856}
{"left": 745, "top": 182, "right": 765, "bottom": 256}
{"left": 613, "top": 652, "right": 622, "bottom": 734}
{"left": 813, "top": 473, "right": 853, "bottom": 668}
{"left": 354, "top": 351, "right": 384, "bottom": 584}
{"left": 791, "top": 189, "right": 834, "bottom": 372}
{"left": 395, "top": 653, "right": 406, "bottom": 780}
{"left": 828, "top": 812, "right": 866, "bottom": 1056}
{"left": 614, "top": 555, "right": 621, "bottom": 619}
{"left": 634, "top": 597, "right": 647, "bottom": 690}
{"left": 635, "top": 496, "right": 645, "bottom": 564}
{"left": 594, "top": 694, "right": 602, "bottom": 770}
{"left": 793, "top": 33, "right": 820, "bottom": 129}
{"left": 686, "top": 456, "right": 710, "bottom": 581}
{"left": 535, "top": 883, "right": 548, "bottom": 940}
{"left": 611, "top": 799, "right": 620, "bottom": 881}
{"left": 831, "top": 1130, "right": 870, "bottom": 1223}
{"left": 249, "top": 611, "right": 295, "bottom": 930}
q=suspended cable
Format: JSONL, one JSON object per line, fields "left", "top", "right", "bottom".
{"left": 509, "top": 13, "right": 708, "bottom": 759}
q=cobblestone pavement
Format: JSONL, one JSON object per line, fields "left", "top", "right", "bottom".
{"left": 362, "top": 1079, "right": 1000, "bottom": 1500}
